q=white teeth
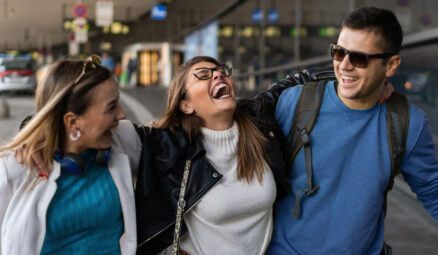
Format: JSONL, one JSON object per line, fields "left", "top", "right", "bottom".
{"left": 341, "top": 75, "right": 358, "bottom": 81}
{"left": 211, "top": 83, "right": 230, "bottom": 98}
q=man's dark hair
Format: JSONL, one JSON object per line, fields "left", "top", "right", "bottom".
{"left": 343, "top": 7, "right": 403, "bottom": 54}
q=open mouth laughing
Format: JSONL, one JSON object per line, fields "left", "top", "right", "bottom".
{"left": 210, "top": 82, "right": 232, "bottom": 99}
{"left": 104, "top": 130, "right": 113, "bottom": 139}
{"left": 104, "top": 125, "right": 119, "bottom": 140}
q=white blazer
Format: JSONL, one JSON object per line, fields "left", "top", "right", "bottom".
{"left": 0, "top": 120, "right": 142, "bottom": 255}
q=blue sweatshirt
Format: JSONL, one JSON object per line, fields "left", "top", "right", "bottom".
{"left": 268, "top": 81, "right": 438, "bottom": 255}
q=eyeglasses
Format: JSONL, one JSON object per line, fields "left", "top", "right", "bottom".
{"left": 330, "top": 43, "right": 397, "bottom": 68}
{"left": 74, "top": 55, "right": 102, "bottom": 84}
{"left": 192, "top": 64, "right": 232, "bottom": 80}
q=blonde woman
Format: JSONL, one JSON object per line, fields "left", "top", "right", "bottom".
{"left": 0, "top": 57, "right": 140, "bottom": 254}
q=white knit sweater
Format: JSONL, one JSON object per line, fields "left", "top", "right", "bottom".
{"left": 180, "top": 122, "right": 276, "bottom": 255}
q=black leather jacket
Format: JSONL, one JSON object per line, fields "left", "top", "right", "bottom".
{"left": 134, "top": 73, "right": 318, "bottom": 254}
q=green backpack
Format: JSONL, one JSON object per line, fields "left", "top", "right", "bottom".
{"left": 286, "top": 79, "right": 410, "bottom": 219}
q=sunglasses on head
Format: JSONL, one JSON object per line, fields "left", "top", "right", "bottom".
{"left": 74, "top": 55, "right": 101, "bottom": 84}
{"left": 330, "top": 43, "right": 397, "bottom": 68}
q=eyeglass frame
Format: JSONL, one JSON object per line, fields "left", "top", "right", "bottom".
{"left": 192, "top": 64, "right": 233, "bottom": 80}
{"left": 330, "top": 43, "right": 398, "bottom": 68}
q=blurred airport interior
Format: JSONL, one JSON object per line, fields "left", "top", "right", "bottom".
{"left": 0, "top": 1, "right": 437, "bottom": 254}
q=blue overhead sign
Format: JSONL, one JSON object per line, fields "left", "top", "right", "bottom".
{"left": 151, "top": 5, "right": 166, "bottom": 20}
{"left": 268, "top": 9, "right": 279, "bottom": 23}
{"left": 252, "top": 9, "right": 264, "bottom": 23}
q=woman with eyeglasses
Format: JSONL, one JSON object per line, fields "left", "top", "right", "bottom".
{"left": 0, "top": 56, "right": 140, "bottom": 254}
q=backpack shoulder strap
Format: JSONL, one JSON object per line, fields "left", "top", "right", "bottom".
{"left": 384, "top": 91, "right": 410, "bottom": 214}
{"left": 286, "top": 80, "right": 327, "bottom": 218}
{"left": 385, "top": 91, "right": 410, "bottom": 191}
{"left": 286, "top": 80, "right": 327, "bottom": 166}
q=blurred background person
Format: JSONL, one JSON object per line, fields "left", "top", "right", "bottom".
{"left": 127, "top": 55, "right": 137, "bottom": 87}
{"left": 101, "top": 52, "right": 114, "bottom": 72}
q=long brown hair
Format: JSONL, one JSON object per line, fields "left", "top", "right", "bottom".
{"left": 0, "top": 56, "right": 111, "bottom": 177}
{"left": 154, "top": 56, "right": 268, "bottom": 183}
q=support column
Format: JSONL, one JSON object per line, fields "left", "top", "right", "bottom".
{"left": 349, "top": 0, "right": 356, "bottom": 12}
{"left": 233, "top": 7, "right": 241, "bottom": 74}
{"left": 294, "top": 0, "right": 301, "bottom": 62}
{"left": 258, "top": 0, "right": 266, "bottom": 86}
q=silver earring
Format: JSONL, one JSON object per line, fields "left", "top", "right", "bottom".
{"left": 69, "top": 130, "right": 81, "bottom": 141}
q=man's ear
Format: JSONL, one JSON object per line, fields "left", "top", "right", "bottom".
{"left": 63, "top": 112, "right": 79, "bottom": 132}
{"left": 179, "top": 100, "right": 194, "bottom": 115}
{"left": 386, "top": 55, "right": 401, "bottom": 78}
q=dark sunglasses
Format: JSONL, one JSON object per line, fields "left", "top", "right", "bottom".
{"left": 330, "top": 43, "right": 397, "bottom": 68}
{"left": 192, "top": 64, "right": 232, "bottom": 80}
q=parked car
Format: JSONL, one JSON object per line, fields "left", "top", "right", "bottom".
{"left": 0, "top": 58, "right": 36, "bottom": 93}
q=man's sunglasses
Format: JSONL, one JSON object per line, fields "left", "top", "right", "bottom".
{"left": 330, "top": 43, "right": 397, "bottom": 68}
{"left": 193, "top": 64, "right": 232, "bottom": 80}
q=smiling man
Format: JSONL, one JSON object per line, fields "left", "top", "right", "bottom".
{"left": 268, "top": 7, "right": 438, "bottom": 255}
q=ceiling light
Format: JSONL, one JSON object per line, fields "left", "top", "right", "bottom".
{"left": 111, "top": 22, "right": 122, "bottom": 34}
{"left": 122, "top": 25, "right": 130, "bottom": 34}
{"left": 220, "top": 26, "right": 233, "bottom": 37}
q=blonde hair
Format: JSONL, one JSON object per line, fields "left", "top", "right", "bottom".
{"left": 0, "top": 57, "right": 111, "bottom": 177}
{"left": 154, "top": 56, "right": 268, "bottom": 183}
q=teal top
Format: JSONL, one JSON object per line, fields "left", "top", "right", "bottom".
{"left": 41, "top": 149, "right": 124, "bottom": 255}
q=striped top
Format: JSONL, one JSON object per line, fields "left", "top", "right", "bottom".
{"left": 41, "top": 149, "right": 124, "bottom": 255}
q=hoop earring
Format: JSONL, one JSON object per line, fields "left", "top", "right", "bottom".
{"left": 69, "top": 130, "right": 81, "bottom": 141}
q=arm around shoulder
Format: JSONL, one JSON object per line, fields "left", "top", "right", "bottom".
{"left": 252, "top": 71, "right": 311, "bottom": 112}
{"left": 113, "top": 120, "right": 143, "bottom": 175}
{"left": 253, "top": 70, "right": 334, "bottom": 114}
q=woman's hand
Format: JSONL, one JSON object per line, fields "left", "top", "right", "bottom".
{"left": 379, "top": 81, "right": 395, "bottom": 105}
{"left": 14, "top": 144, "right": 49, "bottom": 178}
